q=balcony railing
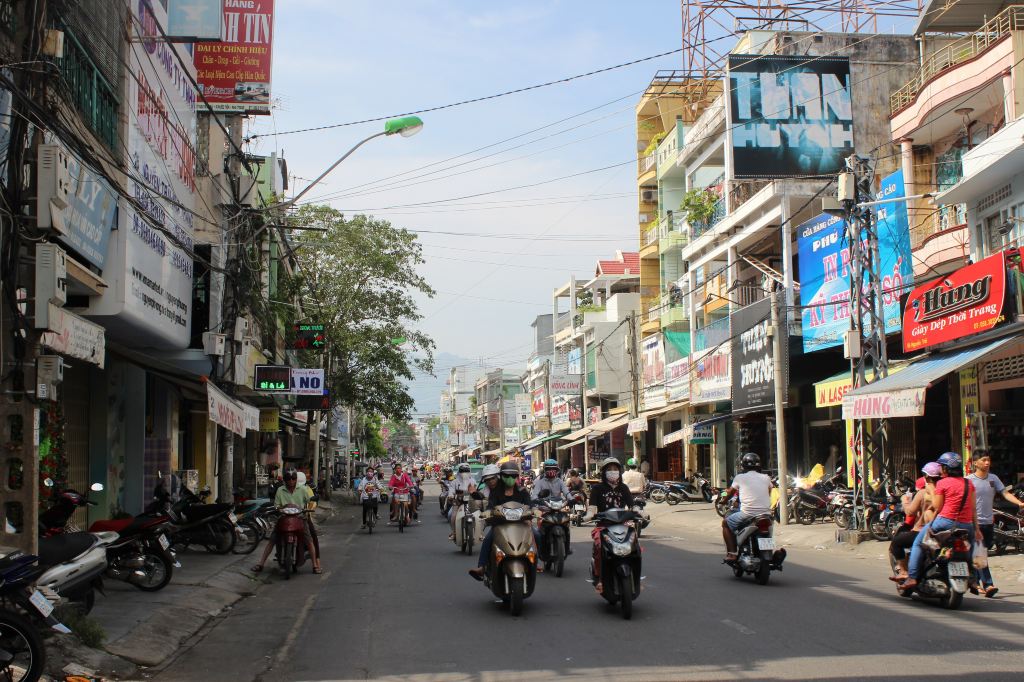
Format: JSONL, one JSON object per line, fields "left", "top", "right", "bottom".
{"left": 691, "top": 199, "right": 727, "bottom": 238}
{"left": 911, "top": 208, "right": 968, "bottom": 250}
{"left": 693, "top": 316, "right": 730, "bottom": 353}
{"left": 891, "top": 6, "right": 1024, "bottom": 114}
{"left": 643, "top": 218, "right": 660, "bottom": 247}
{"left": 56, "top": 24, "right": 119, "bottom": 151}
{"left": 640, "top": 152, "right": 656, "bottom": 175}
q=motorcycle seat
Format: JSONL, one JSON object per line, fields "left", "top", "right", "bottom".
{"left": 931, "top": 528, "right": 969, "bottom": 544}
{"left": 89, "top": 518, "right": 133, "bottom": 533}
{"left": 37, "top": 532, "right": 97, "bottom": 566}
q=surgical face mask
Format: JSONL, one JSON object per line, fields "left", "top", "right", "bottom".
{"left": 606, "top": 470, "right": 620, "bottom": 483}
{"left": 545, "top": 470, "right": 557, "bottom": 479}
{"left": 502, "top": 476, "right": 517, "bottom": 487}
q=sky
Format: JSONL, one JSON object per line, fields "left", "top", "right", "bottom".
{"left": 243, "top": 1, "right": 918, "bottom": 415}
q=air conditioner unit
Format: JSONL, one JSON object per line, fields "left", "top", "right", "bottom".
{"left": 234, "top": 317, "right": 249, "bottom": 341}
{"left": 641, "top": 189, "right": 656, "bottom": 203}
{"left": 34, "top": 243, "right": 67, "bottom": 328}
{"left": 202, "top": 331, "right": 226, "bottom": 356}
{"left": 36, "top": 355, "right": 65, "bottom": 385}
{"left": 37, "top": 145, "right": 72, "bottom": 232}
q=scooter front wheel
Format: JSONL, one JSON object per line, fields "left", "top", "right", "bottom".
{"left": 508, "top": 577, "right": 524, "bottom": 616}
{"left": 283, "top": 543, "right": 294, "bottom": 580}
{"left": 618, "top": 574, "right": 632, "bottom": 620}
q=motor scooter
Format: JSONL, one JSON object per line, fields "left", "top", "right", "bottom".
{"left": 536, "top": 490, "right": 570, "bottom": 577}
{"left": 0, "top": 550, "right": 73, "bottom": 680}
{"left": 665, "top": 472, "right": 714, "bottom": 504}
{"left": 893, "top": 526, "right": 971, "bottom": 609}
{"left": 592, "top": 507, "right": 642, "bottom": 620}
{"left": 725, "top": 513, "right": 786, "bottom": 585}
{"left": 274, "top": 506, "right": 319, "bottom": 578}
{"left": 451, "top": 493, "right": 480, "bottom": 555}
{"left": 478, "top": 501, "right": 537, "bottom": 617}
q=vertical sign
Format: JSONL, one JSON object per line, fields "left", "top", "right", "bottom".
{"left": 194, "top": 0, "right": 275, "bottom": 114}
{"left": 731, "top": 299, "right": 786, "bottom": 414}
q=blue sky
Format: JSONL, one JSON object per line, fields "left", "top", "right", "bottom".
{"left": 243, "top": 1, "right": 916, "bottom": 411}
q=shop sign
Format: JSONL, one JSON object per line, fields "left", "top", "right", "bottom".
{"left": 587, "top": 406, "right": 602, "bottom": 426}
{"left": 959, "top": 366, "right": 980, "bottom": 463}
{"left": 665, "top": 357, "right": 691, "bottom": 402}
{"left": 663, "top": 429, "right": 685, "bottom": 446}
{"left": 291, "top": 323, "right": 326, "bottom": 350}
{"left": 535, "top": 416, "right": 551, "bottom": 432}
{"left": 504, "top": 427, "right": 521, "bottom": 447}
{"left": 242, "top": 403, "right": 260, "bottom": 432}
{"left": 727, "top": 55, "right": 853, "bottom": 179}
{"left": 194, "top": 0, "right": 275, "bottom": 114}
{"left": 45, "top": 138, "right": 118, "bottom": 269}
{"left": 88, "top": 1, "right": 197, "bottom": 348}
{"left": 641, "top": 334, "right": 666, "bottom": 390}
{"left": 643, "top": 386, "right": 668, "bottom": 410}
{"left": 514, "top": 393, "right": 532, "bottom": 424}
{"left": 207, "top": 382, "right": 247, "bottom": 436}
{"left": 691, "top": 345, "right": 731, "bottom": 405}
{"left": 453, "top": 414, "right": 467, "bottom": 431}
{"left": 568, "top": 396, "right": 583, "bottom": 430}
{"left": 290, "top": 368, "right": 325, "bottom": 395}
{"left": 40, "top": 304, "right": 105, "bottom": 368}
{"left": 627, "top": 417, "right": 647, "bottom": 435}
{"left": 815, "top": 364, "right": 909, "bottom": 408}
{"left": 550, "top": 395, "right": 570, "bottom": 428}
{"left": 731, "top": 299, "right": 786, "bottom": 414}
{"left": 295, "top": 391, "right": 330, "bottom": 410}
{"left": 567, "top": 347, "right": 582, "bottom": 374}
{"left": 167, "top": 0, "right": 223, "bottom": 41}
{"left": 532, "top": 386, "right": 548, "bottom": 417}
{"left": 683, "top": 421, "right": 716, "bottom": 444}
{"left": 254, "top": 364, "right": 290, "bottom": 392}
{"left": 841, "top": 387, "right": 925, "bottom": 420}
{"left": 903, "top": 250, "right": 1007, "bottom": 352}
{"left": 549, "top": 372, "right": 582, "bottom": 395}
{"left": 259, "top": 408, "right": 280, "bottom": 432}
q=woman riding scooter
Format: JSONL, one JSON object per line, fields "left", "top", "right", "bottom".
{"left": 468, "top": 463, "right": 542, "bottom": 580}
{"left": 587, "top": 457, "right": 633, "bottom": 593}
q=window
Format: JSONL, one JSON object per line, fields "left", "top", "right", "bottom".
{"left": 984, "top": 203, "right": 1023, "bottom": 255}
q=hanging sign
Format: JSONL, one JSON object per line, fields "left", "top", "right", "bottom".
{"left": 259, "top": 408, "right": 280, "bottom": 432}
{"left": 731, "top": 299, "right": 786, "bottom": 414}
{"left": 663, "top": 429, "right": 686, "bottom": 446}
{"left": 587, "top": 406, "right": 602, "bottom": 426}
{"left": 207, "top": 382, "right": 247, "bottom": 436}
{"left": 549, "top": 372, "right": 582, "bottom": 395}
{"left": 627, "top": 417, "right": 647, "bottom": 435}
{"left": 841, "top": 387, "right": 926, "bottom": 419}
{"left": 290, "top": 368, "right": 325, "bottom": 395}
{"left": 40, "top": 304, "right": 106, "bottom": 368}
{"left": 504, "top": 427, "right": 521, "bottom": 447}
{"left": 254, "top": 364, "right": 290, "bottom": 392}
{"left": 532, "top": 387, "right": 548, "bottom": 417}
{"left": 902, "top": 250, "right": 1008, "bottom": 352}
{"left": 291, "top": 324, "right": 326, "bottom": 350}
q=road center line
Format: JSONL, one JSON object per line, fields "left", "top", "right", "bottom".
{"left": 721, "top": 618, "right": 755, "bottom": 635}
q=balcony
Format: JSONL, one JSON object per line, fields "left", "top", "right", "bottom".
{"left": 658, "top": 213, "right": 689, "bottom": 253}
{"left": 659, "top": 293, "right": 689, "bottom": 328}
{"left": 638, "top": 152, "right": 656, "bottom": 178}
{"left": 690, "top": 198, "right": 727, "bottom": 238}
{"left": 693, "top": 316, "right": 729, "bottom": 354}
{"left": 656, "top": 121, "right": 685, "bottom": 179}
{"left": 892, "top": 7, "right": 1024, "bottom": 115}
{"left": 56, "top": 24, "right": 119, "bottom": 151}
{"left": 911, "top": 213, "right": 969, "bottom": 278}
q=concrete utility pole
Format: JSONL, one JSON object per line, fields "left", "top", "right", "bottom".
{"left": 626, "top": 311, "right": 641, "bottom": 464}
{"left": 770, "top": 288, "right": 789, "bottom": 527}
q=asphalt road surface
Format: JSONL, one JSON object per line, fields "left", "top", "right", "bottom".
{"left": 156, "top": 479, "right": 1024, "bottom": 681}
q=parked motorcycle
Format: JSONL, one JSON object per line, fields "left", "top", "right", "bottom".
{"left": 478, "top": 501, "right": 538, "bottom": 616}
{"left": 991, "top": 506, "right": 1024, "bottom": 555}
{"left": 893, "top": 526, "right": 972, "bottom": 609}
{"left": 0, "top": 550, "right": 73, "bottom": 682}
{"left": 646, "top": 481, "right": 668, "bottom": 504}
{"left": 725, "top": 513, "right": 785, "bottom": 585}
{"left": 151, "top": 480, "right": 238, "bottom": 554}
{"left": 592, "top": 507, "right": 642, "bottom": 620}
{"left": 665, "top": 472, "right": 713, "bottom": 505}
{"left": 536, "top": 491, "right": 570, "bottom": 577}
{"left": 631, "top": 497, "right": 650, "bottom": 538}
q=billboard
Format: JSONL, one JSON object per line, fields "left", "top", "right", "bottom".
{"left": 549, "top": 372, "right": 582, "bottom": 395}
{"left": 691, "top": 345, "right": 731, "bottom": 405}
{"left": 798, "top": 171, "right": 912, "bottom": 353}
{"left": 727, "top": 55, "right": 853, "bottom": 179}
{"left": 731, "top": 299, "right": 787, "bottom": 414}
{"left": 194, "top": 0, "right": 275, "bottom": 114}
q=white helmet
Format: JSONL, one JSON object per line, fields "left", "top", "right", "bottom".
{"left": 481, "top": 464, "right": 500, "bottom": 480}
{"left": 296, "top": 471, "right": 307, "bottom": 487}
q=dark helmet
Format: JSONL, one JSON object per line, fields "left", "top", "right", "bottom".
{"left": 283, "top": 467, "right": 298, "bottom": 481}
{"left": 739, "top": 453, "right": 761, "bottom": 472}
{"left": 457, "top": 463, "right": 471, "bottom": 473}
{"left": 499, "top": 462, "right": 520, "bottom": 477}
{"left": 937, "top": 452, "right": 963, "bottom": 474}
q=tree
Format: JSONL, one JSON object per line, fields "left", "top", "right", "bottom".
{"left": 288, "top": 205, "right": 435, "bottom": 420}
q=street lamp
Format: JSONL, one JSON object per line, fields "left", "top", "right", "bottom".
{"left": 274, "top": 115, "right": 424, "bottom": 209}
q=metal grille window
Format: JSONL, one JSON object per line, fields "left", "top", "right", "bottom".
{"left": 984, "top": 355, "right": 1024, "bottom": 383}
{"left": 55, "top": 25, "right": 119, "bottom": 151}
{"left": 984, "top": 203, "right": 1023, "bottom": 255}
{"left": 0, "top": 0, "right": 15, "bottom": 36}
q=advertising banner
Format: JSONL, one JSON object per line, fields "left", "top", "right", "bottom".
{"left": 532, "top": 386, "right": 548, "bottom": 417}
{"left": 902, "top": 250, "right": 1007, "bottom": 352}
{"left": 641, "top": 334, "right": 666, "bottom": 390}
{"left": 88, "top": 1, "right": 196, "bottom": 348}
{"left": 731, "top": 299, "right": 786, "bottom": 414}
{"left": 259, "top": 408, "right": 279, "bottom": 432}
{"left": 207, "top": 382, "right": 247, "bottom": 436}
{"left": 663, "top": 429, "right": 686, "bottom": 445}
{"left": 627, "top": 417, "right": 647, "bottom": 435}
{"left": 167, "top": 0, "right": 223, "bottom": 40}
{"left": 567, "top": 347, "right": 582, "bottom": 374}
{"left": 666, "top": 357, "right": 691, "bottom": 402}
{"left": 568, "top": 396, "right": 583, "bottom": 430}
{"left": 551, "top": 395, "right": 570, "bottom": 429}
{"left": 504, "top": 427, "right": 521, "bottom": 447}
{"left": 515, "top": 393, "right": 532, "bottom": 424}
{"left": 842, "top": 387, "right": 926, "bottom": 419}
{"left": 46, "top": 140, "right": 118, "bottom": 269}
{"left": 290, "top": 368, "right": 325, "bottom": 395}
{"left": 587, "top": 406, "right": 602, "bottom": 426}
{"left": 691, "top": 346, "right": 731, "bottom": 405}
{"left": 798, "top": 172, "right": 912, "bottom": 353}
{"left": 194, "top": 0, "right": 275, "bottom": 114}
{"left": 727, "top": 55, "right": 853, "bottom": 179}
{"left": 549, "top": 372, "right": 583, "bottom": 395}
{"left": 40, "top": 304, "right": 105, "bottom": 368}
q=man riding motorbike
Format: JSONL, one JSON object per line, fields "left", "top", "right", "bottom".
{"left": 533, "top": 459, "right": 573, "bottom": 553}
{"left": 722, "top": 453, "right": 773, "bottom": 562}
{"left": 622, "top": 458, "right": 647, "bottom": 495}
{"left": 448, "top": 463, "right": 478, "bottom": 539}
{"left": 586, "top": 457, "right": 634, "bottom": 593}
{"left": 468, "top": 463, "right": 541, "bottom": 580}
{"left": 358, "top": 467, "right": 382, "bottom": 529}
{"left": 252, "top": 467, "right": 322, "bottom": 574}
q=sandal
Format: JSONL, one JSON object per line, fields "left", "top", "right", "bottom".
{"left": 984, "top": 586, "right": 999, "bottom": 598}
{"left": 251, "top": 565, "right": 263, "bottom": 573}
{"left": 724, "top": 553, "right": 738, "bottom": 562}
{"left": 888, "top": 574, "right": 909, "bottom": 582}
{"left": 313, "top": 565, "right": 323, "bottom": 574}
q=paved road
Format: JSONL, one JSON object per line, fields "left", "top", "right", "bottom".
{"left": 157, "top": 480, "right": 1024, "bottom": 681}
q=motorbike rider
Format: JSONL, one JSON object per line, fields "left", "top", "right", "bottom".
{"left": 468, "top": 462, "right": 541, "bottom": 580}
{"left": 901, "top": 452, "right": 978, "bottom": 594}
{"left": 566, "top": 468, "right": 587, "bottom": 506}
{"left": 889, "top": 462, "right": 940, "bottom": 582}
{"left": 722, "top": 453, "right": 773, "bottom": 562}
{"left": 252, "top": 467, "right": 322, "bottom": 574}
{"left": 358, "top": 466, "right": 382, "bottom": 529}
{"left": 388, "top": 463, "right": 415, "bottom": 525}
{"left": 533, "top": 459, "right": 573, "bottom": 553}
{"left": 448, "top": 463, "right": 478, "bottom": 539}
{"left": 622, "top": 458, "right": 647, "bottom": 495}
{"left": 586, "top": 457, "right": 634, "bottom": 593}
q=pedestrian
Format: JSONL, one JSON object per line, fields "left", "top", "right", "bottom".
{"left": 968, "top": 451, "right": 1024, "bottom": 597}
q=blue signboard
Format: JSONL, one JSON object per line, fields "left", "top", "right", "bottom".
{"left": 61, "top": 147, "right": 118, "bottom": 269}
{"left": 798, "top": 170, "right": 912, "bottom": 353}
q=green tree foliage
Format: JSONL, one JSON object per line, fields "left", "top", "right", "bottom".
{"left": 290, "top": 206, "right": 435, "bottom": 420}
{"left": 364, "top": 415, "right": 387, "bottom": 460}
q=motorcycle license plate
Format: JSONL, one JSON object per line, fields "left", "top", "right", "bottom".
{"left": 228, "top": 513, "right": 238, "bottom": 524}
{"left": 574, "top": 505, "right": 585, "bottom": 512}
{"left": 947, "top": 561, "right": 969, "bottom": 577}
{"left": 158, "top": 534, "right": 170, "bottom": 550}
{"left": 29, "top": 590, "right": 54, "bottom": 618}
{"left": 757, "top": 537, "right": 776, "bottom": 551}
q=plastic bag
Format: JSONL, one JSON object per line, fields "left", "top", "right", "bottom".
{"left": 973, "top": 541, "right": 988, "bottom": 570}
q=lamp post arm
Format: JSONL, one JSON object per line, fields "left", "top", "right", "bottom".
{"left": 280, "top": 130, "right": 389, "bottom": 208}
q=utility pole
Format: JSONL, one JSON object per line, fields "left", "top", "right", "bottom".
{"left": 842, "top": 155, "right": 889, "bottom": 532}
{"left": 626, "top": 311, "right": 641, "bottom": 464}
{"left": 770, "top": 288, "right": 789, "bottom": 526}
{"left": 499, "top": 393, "right": 505, "bottom": 454}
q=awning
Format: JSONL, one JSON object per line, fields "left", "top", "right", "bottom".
{"left": 914, "top": 0, "right": 1005, "bottom": 33}
{"left": 692, "top": 413, "right": 734, "bottom": 428}
{"left": 557, "top": 437, "right": 587, "bottom": 450}
{"left": 843, "top": 335, "right": 1022, "bottom": 419}
{"left": 814, "top": 362, "right": 911, "bottom": 408}
{"left": 480, "top": 449, "right": 501, "bottom": 459}
{"left": 639, "top": 400, "right": 688, "bottom": 419}
{"left": 561, "top": 424, "right": 594, "bottom": 441}
{"left": 588, "top": 413, "right": 629, "bottom": 435}
{"left": 520, "top": 431, "right": 569, "bottom": 452}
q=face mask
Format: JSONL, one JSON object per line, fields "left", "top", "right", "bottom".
{"left": 606, "top": 470, "right": 620, "bottom": 482}
{"left": 502, "top": 476, "right": 517, "bottom": 487}
{"left": 545, "top": 470, "right": 557, "bottom": 479}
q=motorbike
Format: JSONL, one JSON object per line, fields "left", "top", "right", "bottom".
{"left": 646, "top": 481, "right": 668, "bottom": 504}
{"left": 592, "top": 507, "right": 642, "bottom": 620}
{"left": 479, "top": 501, "right": 538, "bottom": 616}
{"left": 992, "top": 506, "right": 1024, "bottom": 554}
{"left": 451, "top": 493, "right": 479, "bottom": 555}
{"left": 726, "top": 513, "right": 786, "bottom": 585}
{"left": 231, "top": 497, "right": 275, "bottom": 554}
{"left": 151, "top": 480, "right": 238, "bottom": 554}
{"left": 715, "top": 488, "right": 737, "bottom": 517}
{"left": 536, "top": 491, "right": 570, "bottom": 577}
{"left": 569, "top": 492, "right": 587, "bottom": 527}
{"left": 665, "top": 472, "right": 714, "bottom": 505}
{"left": 274, "top": 506, "right": 317, "bottom": 579}
{"left": 361, "top": 482, "right": 381, "bottom": 534}
{"left": 893, "top": 526, "right": 972, "bottom": 609}
{"left": 0, "top": 550, "right": 73, "bottom": 682}
{"left": 631, "top": 497, "right": 651, "bottom": 538}
{"left": 393, "top": 489, "right": 413, "bottom": 532}
{"left": 439, "top": 480, "right": 452, "bottom": 517}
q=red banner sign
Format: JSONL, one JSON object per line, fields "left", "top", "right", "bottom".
{"left": 903, "top": 251, "right": 1007, "bottom": 352}
{"left": 194, "top": 0, "right": 275, "bottom": 114}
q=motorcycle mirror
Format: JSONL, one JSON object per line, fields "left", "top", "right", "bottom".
{"left": 43, "top": 478, "right": 54, "bottom": 488}
{"left": 90, "top": 483, "right": 104, "bottom": 492}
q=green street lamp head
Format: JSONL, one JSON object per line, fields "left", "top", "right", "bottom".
{"left": 384, "top": 116, "right": 424, "bottom": 138}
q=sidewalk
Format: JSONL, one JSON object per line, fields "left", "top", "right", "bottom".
{"left": 48, "top": 499, "right": 337, "bottom": 680}
{"left": 645, "top": 502, "right": 1024, "bottom": 582}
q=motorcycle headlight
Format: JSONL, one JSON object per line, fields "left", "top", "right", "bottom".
{"left": 611, "top": 541, "right": 633, "bottom": 557}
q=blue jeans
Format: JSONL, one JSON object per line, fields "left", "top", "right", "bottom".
{"left": 726, "top": 511, "right": 757, "bottom": 533}
{"left": 477, "top": 527, "right": 542, "bottom": 568}
{"left": 908, "top": 517, "right": 974, "bottom": 580}
{"left": 975, "top": 524, "right": 994, "bottom": 587}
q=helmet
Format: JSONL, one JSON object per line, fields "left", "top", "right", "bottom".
{"left": 543, "top": 459, "right": 558, "bottom": 470}
{"left": 283, "top": 467, "right": 298, "bottom": 481}
{"left": 457, "top": 463, "right": 470, "bottom": 473}
{"left": 499, "top": 462, "right": 520, "bottom": 477}
{"left": 739, "top": 452, "right": 761, "bottom": 472}
{"left": 937, "top": 452, "right": 962, "bottom": 471}
{"left": 481, "top": 464, "right": 500, "bottom": 480}
{"left": 626, "top": 457, "right": 637, "bottom": 468}
{"left": 921, "top": 462, "right": 942, "bottom": 477}
{"left": 598, "top": 457, "right": 620, "bottom": 473}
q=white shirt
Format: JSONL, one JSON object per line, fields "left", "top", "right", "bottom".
{"left": 730, "top": 471, "right": 773, "bottom": 516}
{"left": 448, "top": 474, "right": 476, "bottom": 498}
{"left": 622, "top": 470, "right": 647, "bottom": 494}
{"left": 358, "top": 476, "right": 381, "bottom": 501}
